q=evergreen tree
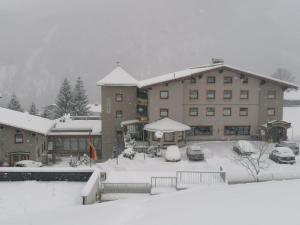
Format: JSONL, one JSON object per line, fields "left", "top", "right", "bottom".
{"left": 72, "top": 77, "right": 89, "bottom": 116}
{"left": 7, "top": 94, "right": 23, "bottom": 112}
{"left": 55, "top": 78, "right": 73, "bottom": 118}
{"left": 42, "top": 104, "right": 56, "bottom": 119}
{"left": 29, "top": 102, "right": 38, "bottom": 115}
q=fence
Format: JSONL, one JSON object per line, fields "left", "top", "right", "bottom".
{"left": 151, "top": 176, "right": 177, "bottom": 188}
{"left": 100, "top": 182, "right": 151, "bottom": 194}
{"left": 176, "top": 171, "right": 226, "bottom": 187}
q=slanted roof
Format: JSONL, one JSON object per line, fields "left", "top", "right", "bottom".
{"left": 97, "top": 66, "right": 138, "bottom": 86}
{"left": 49, "top": 118, "right": 102, "bottom": 136}
{"left": 144, "top": 117, "right": 191, "bottom": 133}
{"left": 138, "top": 64, "right": 299, "bottom": 89}
{"left": 0, "top": 107, "right": 55, "bottom": 135}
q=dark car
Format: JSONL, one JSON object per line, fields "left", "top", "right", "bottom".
{"left": 186, "top": 145, "right": 204, "bottom": 161}
{"left": 275, "top": 141, "right": 299, "bottom": 155}
{"left": 269, "top": 147, "right": 296, "bottom": 164}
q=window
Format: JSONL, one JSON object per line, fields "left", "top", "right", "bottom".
{"left": 160, "top": 90, "right": 169, "bottom": 99}
{"left": 239, "top": 108, "right": 248, "bottom": 116}
{"left": 223, "top": 107, "right": 232, "bottom": 116}
{"left": 191, "top": 77, "right": 196, "bottom": 84}
{"left": 15, "top": 134, "right": 23, "bottom": 144}
{"left": 267, "top": 108, "right": 275, "bottom": 116}
{"left": 240, "top": 90, "right": 249, "bottom": 99}
{"left": 206, "top": 107, "right": 215, "bottom": 116}
{"left": 267, "top": 90, "right": 276, "bottom": 99}
{"left": 115, "top": 93, "right": 123, "bottom": 102}
{"left": 223, "top": 90, "right": 232, "bottom": 100}
{"left": 164, "top": 133, "right": 175, "bottom": 142}
{"left": 189, "top": 90, "right": 198, "bottom": 99}
{"left": 160, "top": 108, "right": 168, "bottom": 118}
{"left": 189, "top": 107, "right": 198, "bottom": 116}
{"left": 116, "top": 110, "right": 123, "bottom": 119}
{"left": 207, "top": 76, "right": 216, "bottom": 83}
{"left": 224, "top": 76, "right": 232, "bottom": 84}
{"left": 207, "top": 90, "right": 215, "bottom": 100}
{"left": 187, "top": 126, "right": 213, "bottom": 136}
{"left": 224, "top": 126, "right": 250, "bottom": 135}
{"left": 63, "top": 138, "right": 70, "bottom": 150}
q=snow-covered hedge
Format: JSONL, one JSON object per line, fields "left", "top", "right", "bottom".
{"left": 81, "top": 169, "right": 101, "bottom": 205}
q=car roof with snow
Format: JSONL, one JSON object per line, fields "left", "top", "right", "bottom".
{"left": 274, "top": 147, "right": 294, "bottom": 156}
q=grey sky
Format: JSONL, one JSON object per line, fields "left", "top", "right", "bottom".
{"left": 0, "top": 0, "right": 299, "bottom": 108}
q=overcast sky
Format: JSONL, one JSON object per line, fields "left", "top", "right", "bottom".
{"left": 0, "top": 0, "right": 299, "bottom": 108}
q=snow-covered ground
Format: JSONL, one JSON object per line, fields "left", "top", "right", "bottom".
{"left": 1, "top": 180, "right": 300, "bottom": 225}
{"left": 0, "top": 181, "right": 85, "bottom": 221}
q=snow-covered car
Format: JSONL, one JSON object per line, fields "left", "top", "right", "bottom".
{"left": 165, "top": 145, "right": 181, "bottom": 162}
{"left": 15, "top": 160, "right": 43, "bottom": 167}
{"left": 122, "top": 147, "right": 136, "bottom": 159}
{"left": 233, "top": 140, "right": 255, "bottom": 155}
{"left": 269, "top": 147, "right": 296, "bottom": 164}
{"left": 275, "top": 141, "right": 299, "bottom": 155}
{"left": 186, "top": 145, "right": 204, "bottom": 161}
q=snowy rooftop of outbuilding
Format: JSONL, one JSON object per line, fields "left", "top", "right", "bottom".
{"left": 49, "top": 116, "right": 102, "bottom": 136}
{"left": 0, "top": 107, "right": 55, "bottom": 135}
{"left": 97, "top": 66, "right": 138, "bottom": 86}
{"left": 144, "top": 117, "right": 191, "bottom": 133}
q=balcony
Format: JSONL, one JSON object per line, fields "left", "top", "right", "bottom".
{"left": 137, "top": 97, "right": 148, "bottom": 106}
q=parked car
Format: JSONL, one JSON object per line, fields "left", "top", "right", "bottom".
{"left": 165, "top": 145, "right": 181, "bottom": 162}
{"left": 269, "top": 147, "right": 296, "bottom": 164}
{"left": 186, "top": 145, "right": 205, "bottom": 161}
{"left": 275, "top": 141, "right": 299, "bottom": 155}
{"left": 122, "top": 148, "right": 136, "bottom": 159}
{"left": 15, "top": 160, "right": 43, "bottom": 167}
{"left": 233, "top": 140, "right": 255, "bottom": 155}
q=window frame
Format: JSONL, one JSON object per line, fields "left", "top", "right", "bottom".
{"left": 223, "top": 90, "right": 232, "bottom": 100}
{"left": 206, "top": 107, "right": 215, "bottom": 116}
{"left": 224, "top": 126, "right": 251, "bottom": 136}
{"left": 189, "top": 107, "right": 198, "bottom": 117}
{"left": 160, "top": 108, "right": 169, "bottom": 118}
{"left": 207, "top": 90, "right": 216, "bottom": 100}
{"left": 15, "top": 133, "right": 23, "bottom": 144}
{"left": 189, "top": 90, "right": 199, "bottom": 100}
{"left": 224, "top": 76, "right": 233, "bottom": 84}
{"left": 187, "top": 126, "right": 213, "bottom": 136}
{"left": 267, "top": 108, "right": 275, "bottom": 116}
{"left": 164, "top": 133, "right": 175, "bottom": 142}
{"left": 240, "top": 90, "right": 249, "bottom": 100}
{"left": 115, "top": 93, "right": 123, "bottom": 102}
{"left": 160, "top": 90, "right": 169, "bottom": 99}
{"left": 239, "top": 107, "right": 248, "bottom": 116}
{"left": 267, "top": 90, "right": 276, "bottom": 99}
{"left": 223, "top": 107, "right": 232, "bottom": 116}
{"left": 116, "top": 110, "right": 123, "bottom": 119}
{"left": 207, "top": 76, "right": 216, "bottom": 84}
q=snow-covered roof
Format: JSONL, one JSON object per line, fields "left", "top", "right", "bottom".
{"left": 144, "top": 117, "right": 191, "bottom": 133}
{"left": 87, "top": 104, "right": 101, "bottom": 113}
{"left": 0, "top": 107, "right": 55, "bottom": 135}
{"left": 97, "top": 66, "right": 138, "bottom": 86}
{"left": 284, "top": 90, "right": 300, "bottom": 100}
{"left": 49, "top": 118, "right": 102, "bottom": 136}
{"left": 138, "top": 64, "right": 299, "bottom": 89}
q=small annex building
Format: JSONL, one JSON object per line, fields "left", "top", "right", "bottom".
{"left": 0, "top": 107, "right": 55, "bottom": 166}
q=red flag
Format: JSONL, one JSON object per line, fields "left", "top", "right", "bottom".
{"left": 88, "top": 135, "right": 98, "bottom": 160}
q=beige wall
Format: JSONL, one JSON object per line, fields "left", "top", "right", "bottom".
{"left": 146, "top": 69, "right": 284, "bottom": 140}
{"left": 101, "top": 86, "right": 137, "bottom": 160}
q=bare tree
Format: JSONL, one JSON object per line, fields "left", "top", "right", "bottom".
{"left": 271, "top": 68, "right": 295, "bottom": 83}
{"left": 233, "top": 141, "right": 271, "bottom": 182}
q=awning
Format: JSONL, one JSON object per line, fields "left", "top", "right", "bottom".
{"left": 120, "top": 119, "right": 141, "bottom": 127}
{"left": 144, "top": 117, "right": 191, "bottom": 133}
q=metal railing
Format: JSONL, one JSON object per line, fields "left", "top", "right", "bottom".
{"left": 176, "top": 171, "right": 226, "bottom": 186}
{"left": 151, "top": 176, "right": 177, "bottom": 188}
{"left": 100, "top": 182, "right": 151, "bottom": 194}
